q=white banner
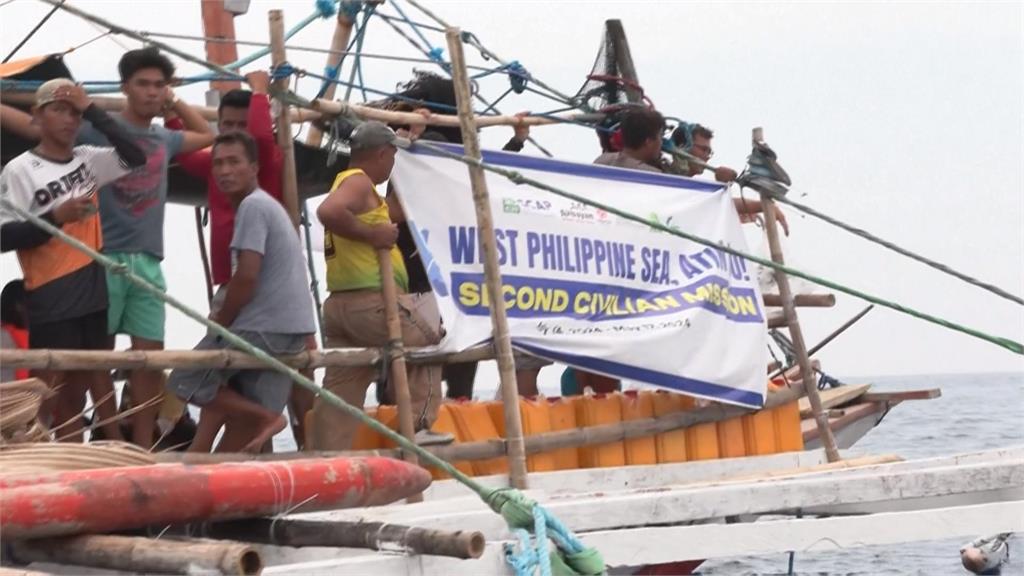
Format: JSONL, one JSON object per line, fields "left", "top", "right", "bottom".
{"left": 392, "top": 143, "right": 768, "bottom": 408}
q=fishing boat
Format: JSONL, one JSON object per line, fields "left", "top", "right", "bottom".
{"left": 0, "top": 2, "right": 1020, "bottom": 575}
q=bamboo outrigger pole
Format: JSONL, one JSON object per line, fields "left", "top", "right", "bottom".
{"left": 755, "top": 127, "right": 841, "bottom": 463}
{"left": 445, "top": 28, "right": 530, "bottom": 489}
{"left": 377, "top": 251, "right": 424, "bottom": 503}
{"left": 269, "top": 10, "right": 301, "bottom": 228}
{"left": 303, "top": 8, "right": 355, "bottom": 146}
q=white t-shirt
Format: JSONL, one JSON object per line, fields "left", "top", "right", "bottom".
{"left": 0, "top": 147, "right": 131, "bottom": 321}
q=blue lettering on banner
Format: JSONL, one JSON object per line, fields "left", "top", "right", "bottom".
{"left": 452, "top": 272, "right": 763, "bottom": 323}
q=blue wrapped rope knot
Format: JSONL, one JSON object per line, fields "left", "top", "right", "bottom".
{"left": 504, "top": 60, "right": 530, "bottom": 94}
{"left": 428, "top": 46, "right": 445, "bottom": 63}
{"left": 315, "top": 0, "right": 338, "bottom": 18}
{"left": 338, "top": 0, "right": 362, "bottom": 20}
{"left": 271, "top": 62, "right": 298, "bottom": 81}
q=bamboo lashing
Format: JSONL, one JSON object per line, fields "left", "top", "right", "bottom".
{"left": 377, "top": 250, "right": 423, "bottom": 503}
{"left": 445, "top": 27, "right": 529, "bottom": 490}
{"left": 755, "top": 127, "right": 840, "bottom": 463}
{"left": 304, "top": 8, "right": 355, "bottom": 146}
{"left": 206, "top": 518, "right": 486, "bottom": 559}
{"left": 269, "top": 9, "right": 301, "bottom": 228}
{"left": 159, "top": 383, "right": 805, "bottom": 465}
{"left": 8, "top": 535, "right": 262, "bottom": 576}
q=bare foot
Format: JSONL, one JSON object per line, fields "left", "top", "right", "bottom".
{"left": 241, "top": 414, "right": 287, "bottom": 453}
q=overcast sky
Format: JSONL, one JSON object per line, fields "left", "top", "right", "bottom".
{"left": 1, "top": 1, "right": 1021, "bottom": 383}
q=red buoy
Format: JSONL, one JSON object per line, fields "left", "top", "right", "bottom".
{"left": 1, "top": 457, "right": 431, "bottom": 539}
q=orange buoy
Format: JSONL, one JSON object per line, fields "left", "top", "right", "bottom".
{"left": 0, "top": 457, "right": 431, "bottom": 539}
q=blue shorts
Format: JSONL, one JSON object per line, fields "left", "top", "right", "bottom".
{"left": 166, "top": 331, "right": 307, "bottom": 413}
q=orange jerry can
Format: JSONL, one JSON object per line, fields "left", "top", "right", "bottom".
{"left": 743, "top": 407, "right": 779, "bottom": 455}
{"left": 547, "top": 397, "right": 580, "bottom": 470}
{"left": 620, "top": 391, "right": 657, "bottom": 465}
{"left": 651, "top": 391, "right": 688, "bottom": 463}
{"left": 485, "top": 401, "right": 506, "bottom": 437}
{"left": 427, "top": 404, "right": 474, "bottom": 480}
{"left": 520, "top": 397, "right": 557, "bottom": 472}
{"left": 684, "top": 397, "right": 720, "bottom": 462}
{"left": 350, "top": 407, "right": 381, "bottom": 451}
{"left": 773, "top": 399, "right": 805, "bottom": 452}
{"left": 374, "top": 405, "right": 400, "bottom": 449}
{"left": 575, "top": 393, "right": 625, "bottom": 468}
{"left": 448, "top": 401, "right": 508, "bottom": 476}
{"left": 716, "top": 416, "right": 748, "bottom": 459}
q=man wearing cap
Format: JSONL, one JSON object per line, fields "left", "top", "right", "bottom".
{"left": 309, "top": 121, "right": 446, "bottom": 451}
{"left": 0, "top": 80, "right": 145, "bottom": 441}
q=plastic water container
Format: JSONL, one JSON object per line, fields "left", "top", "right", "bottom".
{"left": 773, "top": 399, "right": 805, "bottom": 452}
{"left": 350, "top": 407, "right": 381, "bottom": 451}
{"left": 742, "top": 408, "right": 779, "bottom": 455}
{"left": 575, "top": 393, "right": 626, "bottom": 468}
{"left": 651, "top": 391, "right": 688, "bottom": 463}
{"left": 547, "top": 397, "right": 580, "bottom": 470}
{"left": 620, "top": 391, "right": 657, "bottom": 465}
{"left": 716, "top": 416, "right": 748, "bottom": 459}
{"left": 426, "top": 404, "right": 474, "bottom": 480}
{"left": 520, "top": 397, "right": 558, "bottom": 472}
{"left": 449, "top": 401, "right": 508, "bottom": 476}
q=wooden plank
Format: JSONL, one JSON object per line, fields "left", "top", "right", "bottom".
{"left": 860, "top": 388, "right": 942, "bottom": 402}
{"left": 299, "top": 460, "right": 1023, "bottom": 540}
{"left": 423, "top": 450, "right": 830, "bottom": 500}
{"left": 583, "top": 500, "right": 1024, "bottom": 567}
{"left": 763, "top": 293, "right": 836, "bottom": 308}
{"left": 261, "top": 500, "right": 1024, "bottom": 574}
{"left": 799, "top": 384, "right": 871, "bottom": 417}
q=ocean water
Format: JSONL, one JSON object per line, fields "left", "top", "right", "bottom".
{"left": 698, "top": 371, "right": 1024, "bottom": 576}
{"left": 273, "top": 371, "right": 1022, "bottom": 574}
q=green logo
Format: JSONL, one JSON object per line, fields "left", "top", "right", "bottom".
{"left": 503, "top": 199, "right": 521, "bottom": 214}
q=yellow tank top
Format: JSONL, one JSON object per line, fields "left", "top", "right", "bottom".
{"left": 324, "top": 169, "right": 409, "bottom": 293}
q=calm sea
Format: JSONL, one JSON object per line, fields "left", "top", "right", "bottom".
{"left": 273, "top": 371, "right": 1023, "bottom": 575}
{"left": 699, "top": 371, "right": 1023, "bottom": 575}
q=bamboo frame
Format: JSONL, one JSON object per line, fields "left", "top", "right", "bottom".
{"left": 445, "top": 27, "right": 529, "bottom": 490}
{"left": 269, "top": 10, "right": 301, "bottom": 228}
{"left": 0, "top": 344, "right": 495, "bottom": 370}
{"left": 756, "top": 128, "right": 841, "bottom": 463}
{"left": 157, "top": 384, "right": 805, "bottom": 465}
{"left": 303, "top": 10, "right": 355, "bottom": 146}
{"left": 377, "top": 251, "right": 423, "bottom": 503}
{"left": 206, "top": 518, "right": 485, "bottom": 559}
{"left": 0, "top": 91, "right": 598, "bottom": 129}
{"left": 8, "top": 535, "right": 262, "bottom": 575}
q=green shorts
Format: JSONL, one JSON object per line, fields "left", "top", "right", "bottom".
{"left": 106, "top": 252, "right": 166, "bottom": 342}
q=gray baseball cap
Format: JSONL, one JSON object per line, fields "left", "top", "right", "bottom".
{"left": 349, "top": 121, "right": 410, "bottom": 151}
{"left": 35, "top": 78, "right": 77, "bottom": 108}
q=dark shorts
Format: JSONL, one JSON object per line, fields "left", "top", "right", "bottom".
{"left": 29, "top": 309, "right": 108, "bottom": 350}
{"left": 165, "top": 331, "right": 307, "bottom": 413}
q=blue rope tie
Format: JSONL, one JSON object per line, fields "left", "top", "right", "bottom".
{"left": 504, "top": 60, "right": 530, "bottom": 94}
{"left": 339, "top": 0, "right": 363, "bottom": 20}
{"left": 315, "top": 0, "right": 338, "bottom": 18}
{"left": 270, "top": 62, "right": 298, "bottom": 81}
{"left": 428, "top": 46, "right": 445, "bottom": 63}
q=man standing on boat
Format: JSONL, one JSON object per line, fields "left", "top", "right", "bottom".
{"left": 163, "top": 70, "right": 318, "bottom": 449}
{"left": 166, "top": 131, "right": 315, "bottom": 453}
{"left": 309, "top": 121, "right": 445, "bottom": 451}
{"left": 75, "top": 48, "right": 214, "bottom": 448}
{"left": 0, "top": 79, "right": 146, "bottom": 441}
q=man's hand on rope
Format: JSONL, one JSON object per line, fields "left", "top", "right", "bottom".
{"left": 53, "top": 196, "right": 96, "bottom": 225}
{"left": 512, "top": 111, "right": 530, "bottom": 144}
